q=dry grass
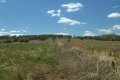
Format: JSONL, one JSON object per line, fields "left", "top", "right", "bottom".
{"left": 0, "top": 39, "right": 120, "bottom": 80}
{"left": 50, "top": 39, "right": 120, "bottom": 80}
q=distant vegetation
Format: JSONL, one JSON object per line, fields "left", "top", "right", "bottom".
{"left": 0, "top": 34, "right": 120, "bottom": 43}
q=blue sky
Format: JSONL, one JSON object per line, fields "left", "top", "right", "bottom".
{"left": 0, "top": 0, "right": 120, "bottom": 36}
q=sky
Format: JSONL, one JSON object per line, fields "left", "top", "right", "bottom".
{"left": 0, "top": 0, "right": 120, "bottom": 36}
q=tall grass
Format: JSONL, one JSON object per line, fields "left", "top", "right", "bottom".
{"left": 0, "top": 42, "right": 58, "bottom": 80}
{"left": 0, "top": 40, "right": 120, "bottom": 80}
{"left": 51, "top": 39, "right": 120, "bottom": 80}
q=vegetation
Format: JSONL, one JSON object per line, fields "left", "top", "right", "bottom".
{"left": 0, "top": 34, "right": 120, "bottom": 80}
{"left": 0, "top": 42, "right": 59, "bottom": 80}
{"left": 0, "top": 34, "right": 120, "bottom": 43}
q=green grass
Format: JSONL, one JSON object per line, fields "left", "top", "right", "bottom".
{"left": 0, "top": 42, "right": 58, "bottom": 80}
{"left": 0, "top": 40, "right": 120, "bottom": 80}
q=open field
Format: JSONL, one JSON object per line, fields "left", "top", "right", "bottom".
{"left": 0, "top": 39, "right": 120, "bottom": 80}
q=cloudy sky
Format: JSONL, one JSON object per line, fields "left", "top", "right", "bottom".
{"left": 0, "top": 0, "right": 120, "bottom": 36}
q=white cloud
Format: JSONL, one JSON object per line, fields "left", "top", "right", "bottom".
{"left": 47, "top": 10, "right": 54, "bottom": 14}
{"left": 61, "top": 2, "right": 83, "bottom": 12}
{"left": 56, "top": 33, "right": 69, "bottom": 35}
{"left": 0, "top": 31, "right": 9, "bottom": 34}
{"left": 98, "top": 29, "right": 112, "bottom": 34}
{"left": 1, "top": 29, "right": 5, "bottom": 31}
{"left": 83, "top": 31, "right": 95, "bottom": 36}
{"left": 0, "top": 0, "right": 7, "bottom": 3}
{"left": 97, "top": 25, "right": 120, "bottom": 35}
{"left": 112, "top": 25, "right": 120, "bottom": 30}
{"left": 0, "top": 32, "right": 23, "bottom": 37}
{"left": 0, "top": 34, "right": 3, "bottom": 36}
{"left": 0, "top": 31, "right": 9, "bottom": 36}
{"left": 10, "top": 30, "right": 21, "bottom": 33}
{"left": 10, "top": 34, "right": 23, "bottom": 37}
{"left": 58, "top": 17, "right": 86, "bottom": 25}
{"left": 108, "top": 12, "right": 120, "bottom": 18}
{"left": 0, "top": 28, "right": 27, "bottom": 36}
{"left": 47, "top": 9, "right": 61, "bottom": 17}
{"left": 57, "top": 9, "right": 61, "bottom": 13}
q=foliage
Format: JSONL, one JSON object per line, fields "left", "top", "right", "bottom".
{"left": 0, "top": 34, "right": 119, "bottom": 43}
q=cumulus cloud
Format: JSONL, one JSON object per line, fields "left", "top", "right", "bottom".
{"left": 1, "top": 29, "right": 5, "bottom": 31}
{"left": 0, "top": 0, "right": 7, "bottom": 3}
{"left": 83, "top": 31, "right": 95, "bottom": 36}
{"left": 10, "top": 34, "right": 23, "bottom": 37}
{"left": 56, "top": 33, "right": 69, "bottom": 35}
{"left": 98, "top": 29, "right": 112, "bottom": 34}
{"left": 0, "top": 34, "right": 3, "bottom": 36}
{"left": 0, "top": 31, "right": 9, "bottom": 34}
{"left": 98, "top": 25, "right": 120, "bottom": 34}
{"left": 61, "top": 2, "right": 83, "bottom": 12}
{"left": 10, "top": 30, "right": 21, "bottom": 33}
{"left": 58, "top": 17, "right": 86, "bottom": 25}
{"left": 47, "top": 9, "right": 61, "bottom": 17}
{"left": 108, "top": 12, "right": 120, "bottom": 18}
{"left": 112, "top": 25, "right": 120, "bottom": 30}
{"left": 0, "top": 31, "right": 10, "bottom": 36}
{"left": 47, "top": 2, "right": 86, "bottom": 26}
{"left": 0, "top": 28, "right": 27, "bottom": 36}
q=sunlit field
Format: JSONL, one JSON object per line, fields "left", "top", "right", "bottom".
{"left": 0, "top": 39, "right": 120, "bottom": 80}
{"left": 0, "top": 0, "right": 120, "bottom": 80}
{"left": 0, "top": 42, "right": 58, "bottom": 80}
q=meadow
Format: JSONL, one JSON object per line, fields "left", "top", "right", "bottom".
{"left": 0, "top": 39, "right": 120, "bottom": 80}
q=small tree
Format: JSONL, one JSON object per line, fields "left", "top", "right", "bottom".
{"left": 4, "top": 39, "right": 13, "bottom": 43}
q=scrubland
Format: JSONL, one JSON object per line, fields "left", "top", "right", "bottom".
{"left": 0, "top": 39, "right": 120, "bottom": 80}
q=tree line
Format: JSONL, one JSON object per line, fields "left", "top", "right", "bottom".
{"left": 0, "top": 34, "right": 120, "bottom": 43}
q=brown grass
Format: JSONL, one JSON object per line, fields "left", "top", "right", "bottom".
{"left": 0, "top": 39, "right": 120, "bottom": 80}
{"left": 50, "top": 39, "right": 120, "bottom": 80}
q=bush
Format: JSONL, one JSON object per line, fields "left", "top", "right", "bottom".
{"left": 3, "top": 39, "right": 13, "bottom": 43}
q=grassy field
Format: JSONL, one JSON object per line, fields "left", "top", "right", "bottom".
{"left": 0, "top": 39, "right": 120, "bottom": 80}
{"left": 0, "top": 42, "right": 58, "bottom": 80}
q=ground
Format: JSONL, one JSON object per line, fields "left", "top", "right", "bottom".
{"left": 0, "top": 39, "right": 120, "bottom": 80}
